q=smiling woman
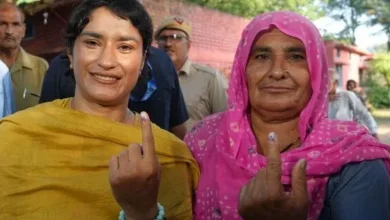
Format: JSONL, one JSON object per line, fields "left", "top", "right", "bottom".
{"left": 0, "top": 0, "right": 199, "bottom": 220}
{"left": 184, "top": 11, "right": 390, "bottom": 220}
{"left": 68, "top": 7, "right": 145, "bottom": 114}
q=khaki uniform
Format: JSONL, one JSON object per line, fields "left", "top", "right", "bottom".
{"left": 9, "top": 48, "right": 48, "bottom": 112}
{"left": 179, "top": 59, "right": 228, "bottom": 130}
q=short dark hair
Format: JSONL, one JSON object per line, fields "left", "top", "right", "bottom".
{"left": 346, "top": 79, "right": 357, "bottom": 87}
{"left": 65, "top": 0, "right": 153, "bottom": 54}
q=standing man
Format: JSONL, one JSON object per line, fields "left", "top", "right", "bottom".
{"left": 0, "top": 3, "right": 48, "bottom": 112}
{"left": 329, "top": 78, "right": 378, "bottom": 139}
{"left": 155, "top": 16, "right": 228, "bottom": 130}
{"left": 346, "top": 79, "right": 368, "bottom": 106}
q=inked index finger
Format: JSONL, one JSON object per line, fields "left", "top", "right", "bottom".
{"left": 140, "top": 112, "right": 156, "bottom": 159}
{"left": 266, "top": 132, "right": 283, "bottom": 197}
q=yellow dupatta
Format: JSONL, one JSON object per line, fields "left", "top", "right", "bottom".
{"left": 0, "top": 98, "right": 199, "bottom": 220}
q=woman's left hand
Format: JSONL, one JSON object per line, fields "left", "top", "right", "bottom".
{"left": 109, "top": 112, "right": 161, "bottom": 220}
{"left": 238, "top": 132, "right": 310, "bottom": 220}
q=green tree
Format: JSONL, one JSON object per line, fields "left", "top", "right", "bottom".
{"left": 369, "top": 43, "right": 388, "bottom": 53}
{"left": 371, "top": 53, "right": 390, "bottom": 87}
{"left": 365, "top": 53, "right": 390, "bottom": 108}
{"left": 324, "top": 0, "right": 371, "bottom": 45}
{"left": 322, "top": 32, "right": 354, "bottom": 44}
{"left": 365, "top": 0, "right": 390, "bottom": 51}
{"left": 185, "top": 0, "right": 324, "bottom": 20}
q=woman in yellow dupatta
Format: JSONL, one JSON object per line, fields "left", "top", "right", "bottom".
{"left": 0, "top": 0, "right": 199, "bottom": 219}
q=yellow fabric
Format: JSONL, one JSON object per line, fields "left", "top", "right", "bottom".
{"left": 10, "top": 47, "right": 48, "bottom": 112}
{"left": 0, "top": 98, "right": 199, "bottom": 220}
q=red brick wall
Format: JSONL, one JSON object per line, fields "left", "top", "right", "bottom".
{"left": 21, "top": 0, "right": 249, "bottom": 77}
{"left": 141, "top": 0, "right": 249, "bottom": 77}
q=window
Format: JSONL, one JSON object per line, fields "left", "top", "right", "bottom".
{"left": 336, "top": 64, "right": 343, "bottom": 74}
{"left": 336, "top": 48, "right": 341, "bottom": 57}
{"left": 336, "top": 64, "right": 343, "bottom": 86}
{"left": 23, "top": 18, "right": 35, "bottom": 40}
{"left": 359, "top": 69, "right": 364, "bottom": 84}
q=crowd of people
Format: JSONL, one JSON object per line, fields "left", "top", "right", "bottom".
{"left": 0, "top": 0, "right": 389, "bottom": 219}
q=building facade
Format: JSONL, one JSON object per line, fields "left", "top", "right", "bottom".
{"left": 324, "top": 40, "right": 372, "bottom": 89}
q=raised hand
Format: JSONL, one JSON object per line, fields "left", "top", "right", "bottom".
{"left": 109, "top": 112, "right": 161, "bottom": 220}
{"left": 238, "top": 132, "right": 310, "bottom": 220}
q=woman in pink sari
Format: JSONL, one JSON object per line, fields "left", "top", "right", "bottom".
{"left": 185, "top": 11, "right": 390, "bottom": 220}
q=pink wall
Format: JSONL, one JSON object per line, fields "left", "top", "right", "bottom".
{"left": 324, "top": 40, "right": 370, "bottom": 88}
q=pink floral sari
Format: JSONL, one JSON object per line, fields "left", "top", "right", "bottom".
{"left": 185, "top": 11, "right": 390, "bottom": 220}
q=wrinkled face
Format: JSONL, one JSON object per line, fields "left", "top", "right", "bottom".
{"left": 156, "top": 29, "right": 190, "bottom": 69}
{"left": 0, "top": 5, "right": 25, "bottom": 50}
{"left": 68, "top": 7, "right": 144, "bottom": 106}
{"left": 246, "top": 28, "right": 311, "bottom": 115}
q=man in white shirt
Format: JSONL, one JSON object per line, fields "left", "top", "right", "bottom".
{"left": 0, "top": 59, "right": 14, "bottom": 117}
{"left": 328, "top": 78, "right": 378, "bottom": 138}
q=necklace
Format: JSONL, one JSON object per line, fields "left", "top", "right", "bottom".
{"left": 280, "top": 137, "right": 300, "bottom": 153}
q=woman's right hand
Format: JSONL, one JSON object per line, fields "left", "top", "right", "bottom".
{"left": 238, "top": 132, "right": 310, "bottom": 220}
{"left": 109, "top": 112, "right": 161, "bottom": 220}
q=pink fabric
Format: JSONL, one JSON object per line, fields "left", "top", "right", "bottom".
{"left": 185, "top": 11, "right": 390, "bottom": 220}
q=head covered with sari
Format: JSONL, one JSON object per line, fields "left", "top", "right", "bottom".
{"left": 185, "top": 11, "right": 390, "bottom": 220}
{"left": 0, "top": 0, "right": 199, "bottom": 219}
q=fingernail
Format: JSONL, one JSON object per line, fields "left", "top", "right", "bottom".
{"left": 140, "top": 112, "right": 149, "bottom": 121}
{"left": 268, "top": 132, "right": 276, "bottom": 142}
{"left": 300, "top": 159, "right": 307, "bottom": 170}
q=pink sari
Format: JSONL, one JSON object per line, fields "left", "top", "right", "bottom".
{"left": 185, "top": 11, "right": 390, "bottom": 220}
